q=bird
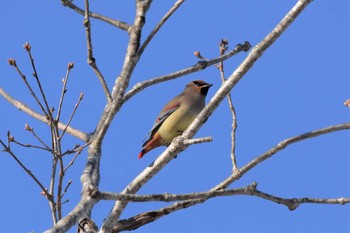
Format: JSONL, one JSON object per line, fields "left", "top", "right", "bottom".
{"left": 138, "top": 80, "right": 212, "bottom": 159}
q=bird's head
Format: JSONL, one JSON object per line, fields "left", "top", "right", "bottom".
{"left": 185, "top": 80, "right": 213, "bottom": 96}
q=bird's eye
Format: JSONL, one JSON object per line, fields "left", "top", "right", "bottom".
{"left": 193, "top": 81, "right": 203, "bottom": 86}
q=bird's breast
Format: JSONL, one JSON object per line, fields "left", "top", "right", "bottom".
{"left": 157, "top": 105, "right": 201, "bottom": 145}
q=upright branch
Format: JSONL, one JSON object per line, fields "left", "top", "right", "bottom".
{"left": 194, "top": 39, "right": 240, "bottom": 173}
{"left": 217, "top": 39, "right": 239, "bottom": 173}
{"left": 24, "top": 42, "right": 52, "bottom": 118}
{"left": 56, "top": 62, "right": 75, "bottom": 122}
{"left": 83, "top": 0, "right": 112, "bottom": 103}
{"left": 58, "top": 92, "right": 84, "bottom": 141}
{"left": 8, "top": 58, "right": 48, "bottom": 116}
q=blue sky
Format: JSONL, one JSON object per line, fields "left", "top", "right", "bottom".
{"left": 0, "top": 1, "right": 349, "bottom": 232}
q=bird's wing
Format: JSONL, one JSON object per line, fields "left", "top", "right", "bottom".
{"left": 142, "top": 103, "right": 180, "bottom": 147}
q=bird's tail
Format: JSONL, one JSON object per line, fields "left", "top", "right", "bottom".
{"left": 138, "top": 149, "right": 146, "bottom": 159}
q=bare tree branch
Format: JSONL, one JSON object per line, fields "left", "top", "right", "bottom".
{"left": 215, "top": 122, "right": 350, "bottom": 190}
{"left": 56, "top": 62, "right": 74, "bottom": 123}
{"left": 123, "top": 42, "right": 251, "bottom": 103}
{"left": 61, "top": 0, "right": 130, "bottom": 31}
{"left": 83, "top": 0, "right": 112, "bottom": 103}
{"left": 97, "top": 183, "right": 257, "bottom": 202}
{"left": 138, "top": 0, "right": 185, "bottom": 56}
{"left": 58, "top": 92, "right": 84, "bottom": 141}
{"left": 24, "top": 42, "right": 52, "bottom": 118}
{"left": 0, "top": 87, "right": 90, "bottom": 142}
{"left": 112, "top": 184, "right": 349, "bottom": 232}
{"left": 96, "top": 183, "right": 350, "bottom": 206}
{"left": 196, "top": 39, "right": 240, "bottom": 173}
{"left": 7, "top": 58, "right": 48, "bottom": 116}
{"left": 217, "top": 39, "right": 239, "bottom": 173}
{"left": 183, "top": 136, "right": 212, "bottom": 145}
{"left": 0, "top": 139, "right": 54, "bottom": 205}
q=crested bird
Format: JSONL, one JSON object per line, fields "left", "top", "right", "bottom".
{"left": 138, "top": 80, "right": 212, "bottom": 159}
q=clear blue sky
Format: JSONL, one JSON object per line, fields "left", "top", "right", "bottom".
{"left": 0, "top": 1, "right": 349, "bottom": 232}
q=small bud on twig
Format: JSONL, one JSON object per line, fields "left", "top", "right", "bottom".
{"left": 344, "top": 99, "right": 350, "bottom": 108}
{"left": 8, "top": 58, "right": 16, "bottom": 66}
{"left": 23, "top": 42, "right": 31, "bottom": 51}
{"left": 7, "top": 131, "right": 14, "bottom": 142}
{"left": 24, "top": 123, "right": 33, "bottom": 132}
{"left": 67, "top": 62, "right": 75, "bottom": 70}
{"left": 194, "top": 51, "right": 201, "bottom": 58}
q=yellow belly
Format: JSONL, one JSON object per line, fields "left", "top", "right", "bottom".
{"left": 157, "top": 107, "right": 197, "bottom": 145}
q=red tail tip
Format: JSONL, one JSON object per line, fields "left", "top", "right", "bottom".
{"left": 138, "top": 151, "right": 144, "bottom": 159}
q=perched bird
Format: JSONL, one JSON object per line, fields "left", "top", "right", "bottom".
{"left": 138, "top": 80, "right": 212, "bottom": 159}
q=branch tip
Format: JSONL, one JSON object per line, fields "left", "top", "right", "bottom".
{"left": 67, "top": 62, "right": 75, "bottom": 70}
{"left": 23, "top": 42, "right": 31, "bottom": 51}
{"left": 24, "top": 123, "right": 33, "bottom": 132}
{"left": 8, "top": 58, "right": 16, "bottom": 66}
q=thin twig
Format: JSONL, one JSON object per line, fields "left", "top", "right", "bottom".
{"left": 61, "top": 0, "right": 130, "bottom": 30}
{"left": 64, "top": 146, "right": 86, "bottom": 172}
{"left": 215, "top": 122, "right": 350, "bottom": 190}
{"left": 58, "top": 92, "right": 84, "bottom": 141}
{"left": 8, "top": 59, "right": 48, "bottom": 116}
{"left": 0, "top": 140, "right": 53, "bottom": 202}
{"left": 24, "top": 123, "right": 52, "bottom": 150}
{"left": 195, "top": 40, "right": 240, "bottom": 172}
{"left": 24, "top": 42, "right": 52, "bottom": 117}
{"left": 12, "top": 140, "right": 50, "bottom": 152}
{"left": 218, "top": 39, "right": 239, "bottom": 173}
{"left": 83, "top": 0, "right": 112, "bottom": 103}
{"left": 183, "top": 136, "right": 213, "bottom": 145}
{"left": 60, "top": 180, "right": 73, "bottom": 199}
{"left": 61, "top": 144, "right": 82, "bottom": 156}
{"left": 138, "top": 0, "right": 185, "bottom": 56}
{"left": 49, "top": 155, "right": 58, "bottom": 224}
{"left": 56, "top": 62, "right": 74, "bottom": 122}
